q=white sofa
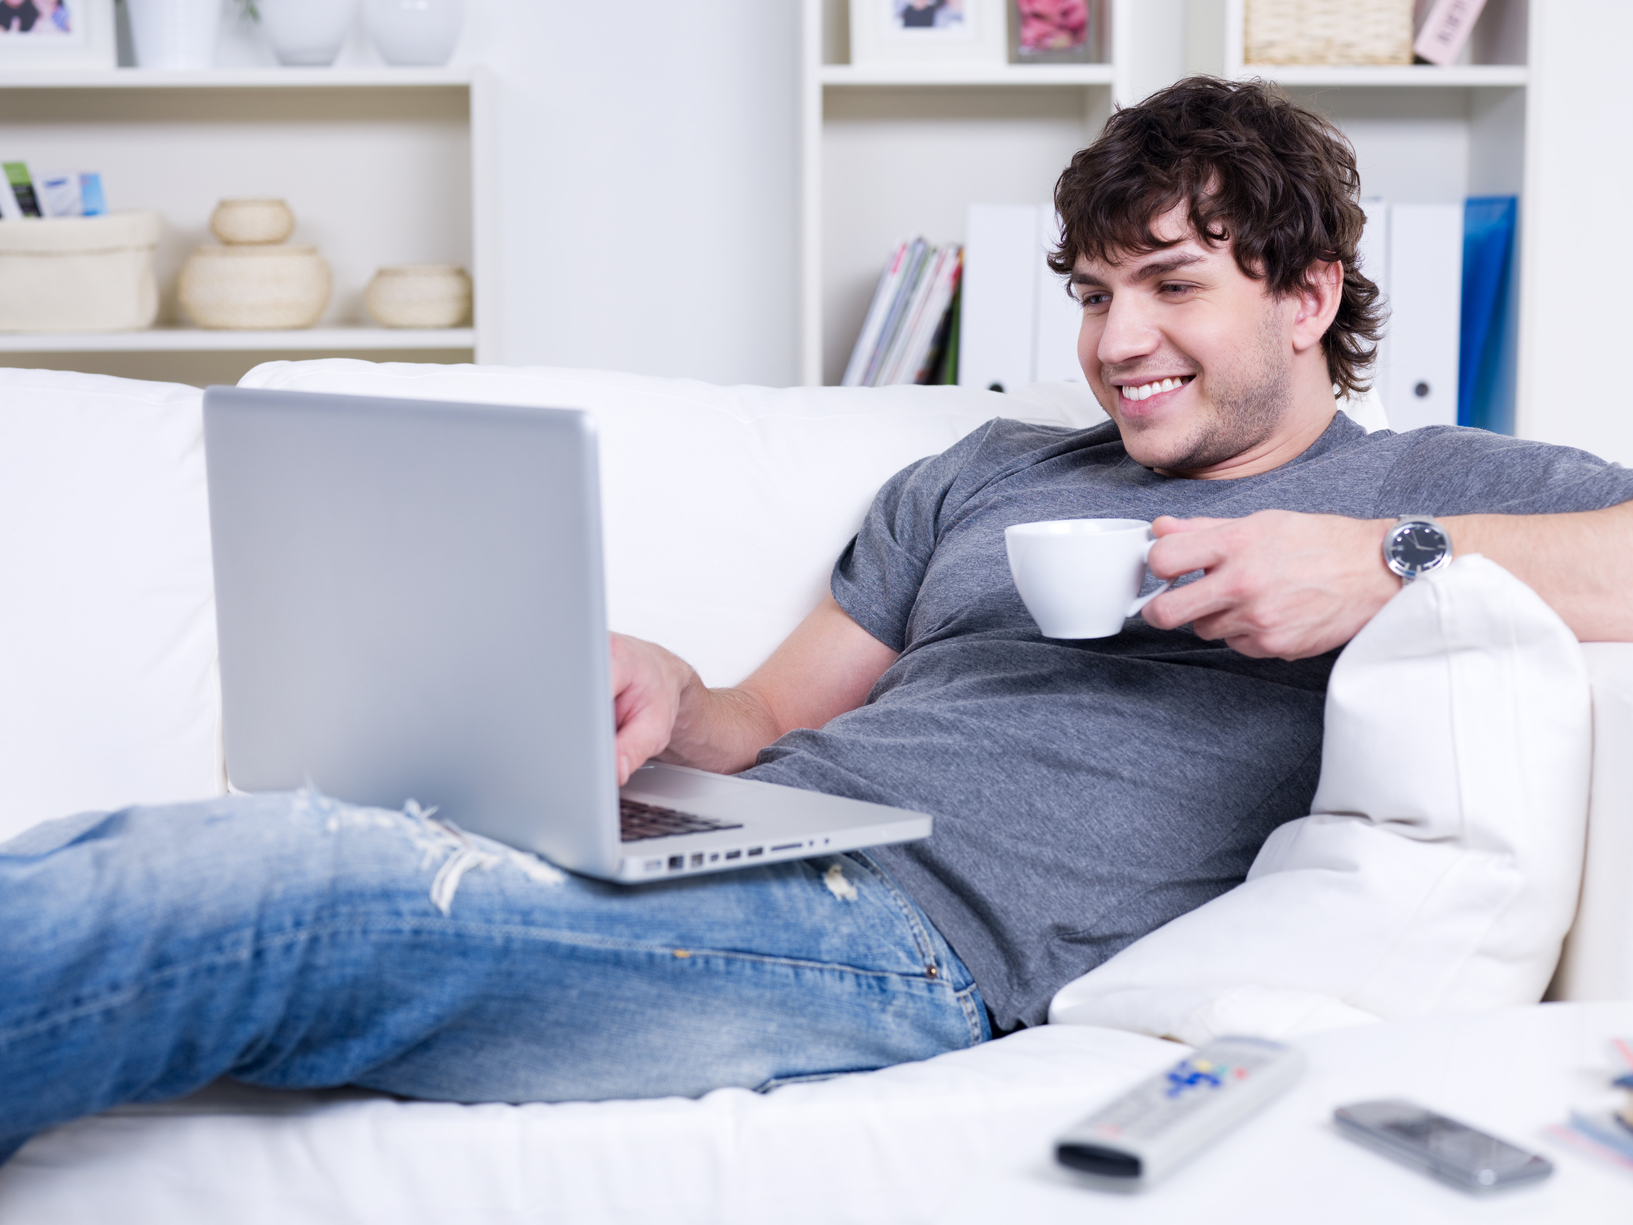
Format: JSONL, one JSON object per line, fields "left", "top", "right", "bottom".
{"left": 1, "top": 362, "right": 1629, "bottom": 1224}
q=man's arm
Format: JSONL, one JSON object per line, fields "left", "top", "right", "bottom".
{"left": 610, "top": 593, "right": 898, "bottom": 784}
{"left": 1143, "top": 500, "right": 1633, "bottom": 659}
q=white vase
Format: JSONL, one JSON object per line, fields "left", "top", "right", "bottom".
{"left": 363, "top": 0, "right": 463, "bottom": 67}
{"left": 258, "top": 0, "right": 359, "bottom": 67}
{"left": 126, "top": 0, "right": 222, "bottom": 70}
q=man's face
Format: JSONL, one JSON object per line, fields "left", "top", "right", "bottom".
{"left": 1071, "top": 207, "right": 1302, "bottom": 477}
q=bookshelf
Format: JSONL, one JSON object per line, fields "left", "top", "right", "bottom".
{"left": 801, "top": 0, "right": 1173, "bottom": 387}
{"left": 802, "top": 0, "right": 1533, "bottom": 438}
{"left": 1206, "top": 0, "right": 1532, "bottom": 434}
{"left": 0, "top": 66, "right": 497, "bottom": 387}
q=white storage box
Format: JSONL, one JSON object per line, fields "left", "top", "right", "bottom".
{"left": 0, "top": 211, "right": 162, "bottom": 333}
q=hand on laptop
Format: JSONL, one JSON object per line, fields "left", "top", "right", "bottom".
{"left": 1139, "top": 511, "right": 1398, "bottom": 660}
{"left": 610, "top": 596, "right": 898, "bottom": 785}
{"left": 610, "top": 634, "right": 700, "bottom": 785}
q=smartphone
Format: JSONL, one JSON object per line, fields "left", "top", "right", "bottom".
{"left": 1334, "top": 1099, "right": 1553, "bottom": 1192}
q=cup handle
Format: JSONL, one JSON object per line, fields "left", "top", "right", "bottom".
{"left": 1126, "top": 536, "right": 1174, "bottom": 616}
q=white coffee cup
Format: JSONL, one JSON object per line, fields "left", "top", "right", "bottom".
{"left": 1004, "top": 518, "right": 1174, "bottom": 639}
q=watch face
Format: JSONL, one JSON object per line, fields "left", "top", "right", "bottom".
{"left": 1391, "top": 521, "right": 1450, "bottom": 576}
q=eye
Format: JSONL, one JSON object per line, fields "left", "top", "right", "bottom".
{"left": 1158, "top": 281, "right": 1197, "bottom": 298}
{"left": 1074, "top": 288, "right": 1111, "bottom": 310}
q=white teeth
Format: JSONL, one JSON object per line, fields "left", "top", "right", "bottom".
{"left": 1121, "top": 377, "right": 1189, "bottom": 401}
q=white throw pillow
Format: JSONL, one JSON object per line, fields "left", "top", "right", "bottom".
{"left": 0, "top": 368, "right": 222, "bottom": 842}
{"left": 1048, "top": 555, "right": 1591, "bottom": 1043}
{"left": 237, "top": 361, "right": 1085, "bottom": 687}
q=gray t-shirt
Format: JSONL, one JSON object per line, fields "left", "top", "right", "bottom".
{"left": 742, "top": 413, "right": 1633, "bottom": 1028}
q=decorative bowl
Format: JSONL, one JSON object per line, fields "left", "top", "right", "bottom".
{"left": 209, "top": 198, "right": 297, "bottom": 246}
{"left": 178, "top": 244, "right": 331, "bottom": 330}
{"left": 364, "top": 264, "right": 473, "bottom": 328}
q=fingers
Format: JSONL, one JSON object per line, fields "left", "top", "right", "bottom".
{"left": 1151, "top": 515, "right": 1229, "bottom": 536}
{"left": 1140, "top": 572, "right": 1240, "bottom": 632}
{"left": 1146, "top": 518, "right": 1239, "bottom": 579}
{"left": 608, "top": 632, "right": 680, "bottom": 785}
{"left": 614, "top": 699, "right": 675, "bottom": 785}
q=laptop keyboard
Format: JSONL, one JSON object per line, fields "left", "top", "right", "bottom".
{"left": 619, "top": 798, "right": 744, "bottom": 843}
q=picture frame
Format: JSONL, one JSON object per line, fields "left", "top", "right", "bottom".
{"left": 849, "top": 0, "right": 1008, "bottom": 67}
{"left": 1007, "top": 0, "right": 1103, "bottom": 65}
{"left": 0, "top": 0, "right": 118, "bottom": 70}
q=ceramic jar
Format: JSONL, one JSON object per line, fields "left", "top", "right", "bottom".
{"left": 362, "top": 0, "right": 464, "bottom": 67}
{"left": 364, "top": 264, "right": 472, "bottom": 328}
{"left": 126, "top": 0, "right": 222, "bottom": 70}
{"left": 257, "top": 0, "right": 359, "bottom": 67}
{"left": 179, "top": 245, "right": 332, "bottom": 330}
{"left": 209, "top": 199, "right": 296, "bottom": 246}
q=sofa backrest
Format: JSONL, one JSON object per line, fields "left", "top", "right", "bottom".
{"left": 0, "top": 368, "right": 221, "bottom": 840}
{"left": 235, "top": 360, "right": 1105, "bottom": 687}
{"left": 3, "top": 359, "right": 1625, "bottom": 1006}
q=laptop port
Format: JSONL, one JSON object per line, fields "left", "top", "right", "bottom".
{"left": 770, "top": 842, "right": 802, "bottom": 852}
{"left": 689, "top": 853, "right": 704, "bottom": 868}
{"left": 724, "top": 849, "right": 742, "bottom": 861}
{"left": 746, "top": 847, "right": 763, "bottom": 857}
{"left": 708, "top": 852, "right": 719, "bottom": 863}
{"left": 668, "top": 855, "right": 684, "bottom": 871}
{"left": 644, "top": 858, "right": 663, "bottom": 872}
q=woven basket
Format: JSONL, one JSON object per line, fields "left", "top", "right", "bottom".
{"left": 209, "top": 198, "right": 296, "bottom": 246}
{"left": 364, "top": 264, "right": 472, "bottom": 328}
{"left": 1245, "top": 0, "right": 1414, "bottom": 66}
{"left": 178, "top": 244, "right": 331, "bottom": 330}
{"left": 0, "top": 211, "right": 161, "bottom": 333}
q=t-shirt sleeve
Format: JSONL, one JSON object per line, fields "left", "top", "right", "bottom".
{"left": 831, "top": 420, "right": 998, "bottom": 652}
{"left": 1374, "top": 427, "right": 1633, "bottom": 517}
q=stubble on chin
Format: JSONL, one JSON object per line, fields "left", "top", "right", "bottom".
{"left": 1120, "top": 318, "right": 1292, "bottom": 475}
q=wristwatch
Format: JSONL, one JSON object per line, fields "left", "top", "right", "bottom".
{"left": 1382, "top": 515, "right": 1453, "bottom": 583}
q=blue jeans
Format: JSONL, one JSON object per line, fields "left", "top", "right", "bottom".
{"left": 0, "top": 791, "right": 987, "bottom": 1163}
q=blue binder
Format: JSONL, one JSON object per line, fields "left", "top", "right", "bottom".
{"left": 1459, "top": 196, "right": 1518, "bottom": 433}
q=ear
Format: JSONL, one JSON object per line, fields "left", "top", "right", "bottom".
{"left": 1290, "top": 260, "right": 1343, "bottom": 355}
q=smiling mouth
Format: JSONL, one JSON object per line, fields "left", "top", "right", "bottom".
{"left": 1116, "top": 375, "right": 1195, "bottom": 403}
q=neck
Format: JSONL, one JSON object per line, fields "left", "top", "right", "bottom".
{"left": 1160, "top": 397, "right": 1339, "bottom": 480}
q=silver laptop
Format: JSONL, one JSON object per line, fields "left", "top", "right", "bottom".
{"left": 203, "top": 386, "right": 930, "bottom": 883}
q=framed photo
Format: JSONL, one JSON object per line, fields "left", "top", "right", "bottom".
{"left": 849, "top": 0, "right": 1008, "bottom": 67}
{"left": 1007, "top": 0, "right": 1104, "bottom": 65}
{"left": 0, "top": 0, "right": 117, "bottom": 70}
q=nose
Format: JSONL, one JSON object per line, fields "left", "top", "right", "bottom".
{"left": 1093, "top": 291, "right": 1165, "bottom": 370}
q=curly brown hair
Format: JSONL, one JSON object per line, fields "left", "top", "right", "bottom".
{"left": 1050, "top": 76, "right": 1385, "bottom": 397}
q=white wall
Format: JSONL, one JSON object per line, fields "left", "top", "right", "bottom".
{"left": 471, "top": 0, "right": 800, "bottom": 386}
{"left": 1516, "top": 0, "right": 1633, "bottom": 461}
{"left": 166, "top": 0, "right": 1628, "bottom": 414}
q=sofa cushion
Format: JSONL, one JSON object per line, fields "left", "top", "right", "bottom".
{"left": 1551, "top": 642, "right": 1633, "bottom": 1001}
{"left": 1048, "top": 555, "right": 1591, "bottom": 1042}
{"left": 0, "top": 1024, "right": 1179, "bottom": 1225}
{"left": 235, "top": 361, "right": 1100, "bottom": 687}
{"left": 0, "top": 369, "right": 221, "bottom": 842}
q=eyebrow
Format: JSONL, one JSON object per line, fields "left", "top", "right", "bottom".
{"left": 1070, "top": 251, "right": 1207, "bottom": 289}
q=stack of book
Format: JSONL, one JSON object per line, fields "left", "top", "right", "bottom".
{"left": 842, "top": 238, "right": 963, "bottom": 388}
{"left": 1545, "top": 1038, "right": 1633, "bottom": 1175}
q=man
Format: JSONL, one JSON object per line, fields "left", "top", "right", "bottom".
{"left": 4, "top": 77, "right": 1632, "bottom": 1162}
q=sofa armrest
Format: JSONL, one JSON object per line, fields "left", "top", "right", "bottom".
{"left": 1551, "top": 642, "right": 1633, "bottom": 1001}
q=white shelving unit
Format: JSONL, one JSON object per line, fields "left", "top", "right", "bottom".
{"left": 803, "top": 0, "right": 1533, "bottom": 433}
{"left": 0, "top": 66, "right": 497, "bottom": 387}
{"left": 1210, "top": 0, "right": 1532, "bottom": 432}
{"left": 0, "top": 327, "right": 475, "bottom": 353}
{"left": 801, "top": 0, "right": 1168, "bottom": 387}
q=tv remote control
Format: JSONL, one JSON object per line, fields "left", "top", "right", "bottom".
{"left": 1056, "top": 1035, "right": 1305, "bottom": 1187}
